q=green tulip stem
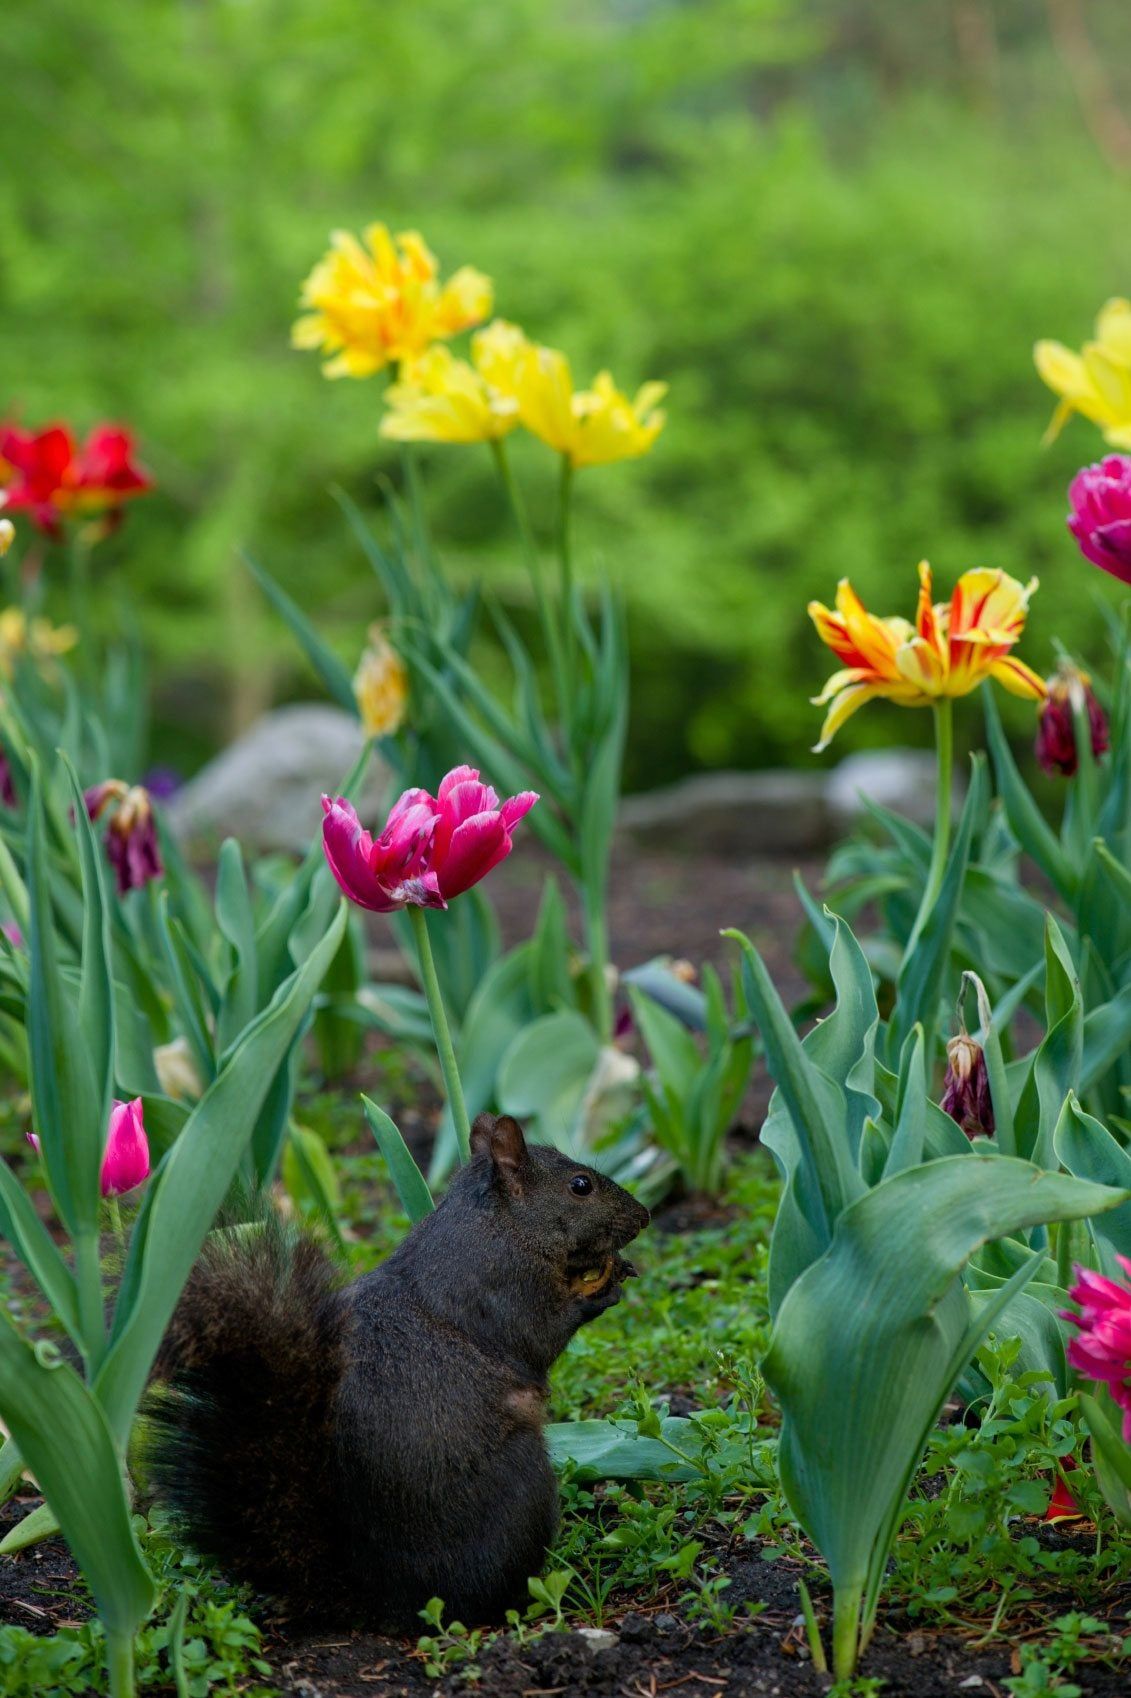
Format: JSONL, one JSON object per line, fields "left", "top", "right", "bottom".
{"left": 832, "top": 1584, "right": 863, "bottom": 1681}
{"left": 107, "top": 1196, "right": 126, "bottom": 1259}
{"left": 907, "top": 697, "right": 954, "bottom": 955}
{"left": 74, "top": 1227, "right": 106, "bottom": 1377}
{"left": 582, "top": 883, "right": 613, "bottom": 1046}
{"left": 557, "top": 453, "right": 577, "bottom": 710}
{"left": 106, "top": 1626, "right": 135, "bottom": 1698}
{"left": 489, "top": 438, "right": 569, "bottom": 725}
{"left": 67, "top": 533, "right": 94, "bottom": 682}
{"left": 1056, "top": 1218, "right": 1074, "bottom": 1294}
{"left": 408, "top": 905, "right": 471, "bottom": 1164}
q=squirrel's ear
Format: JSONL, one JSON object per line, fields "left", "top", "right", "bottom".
{"left": 470, "top": 1113, "right": 529, "bottom": 1192}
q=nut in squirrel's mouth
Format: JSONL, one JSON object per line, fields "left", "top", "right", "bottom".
{"left": 567, "top": 1253, "right": 637, "bottom": 1299}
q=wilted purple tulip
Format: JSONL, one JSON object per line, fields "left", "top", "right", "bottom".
{"left": 27, "top": 1096, "right": 150, "bottom": 1197}
{"left": 0, "top": 745, "right": 16, "bottom": 810}
{"left": 1035, "top": 665, "right": 1110, "bottom": 779}
{"left": 940, "top": 1033, "right": 995, "bottom": 1140}
{"left": 321, "top": 791, "right": 445, "bottom": 913}
{"left": 1067, "top": 456, "right": 1131, "bottom": 586}
{"left": 427, "top": 766, "right": 538, "bottom": 899}
{"left": 84, "top": 780, "right": 164, "bottom": 895}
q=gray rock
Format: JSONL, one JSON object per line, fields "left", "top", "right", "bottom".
{"left": 618, "top": 770, "right": 831, "bottom": 856}
{"left": 826, "top": 747, "right": 964, "bottom": 833}
{"left": 574, "top": 1627, "right": 618, "bottom": 1653}
{"left": 168, "top": 704, "right": 391, "bottom": 855}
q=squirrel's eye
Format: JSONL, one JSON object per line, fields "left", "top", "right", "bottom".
{"left": 569, "top": 1174, "right": 593, "bottom": 1197}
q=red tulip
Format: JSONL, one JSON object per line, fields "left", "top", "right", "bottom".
{"left": 0, "top": 421, "right": 151, "bottom": 537}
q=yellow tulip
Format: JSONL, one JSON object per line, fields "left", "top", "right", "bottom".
{"left": 292, "top": 224, "right": 493, "bottom": 379}
{"left": 0, "top": 607, "right": 78, "bottom": 678}
{"left": 0, "top": 519, "right": 13, "bottom": 556}
{"left": 1034, "top": 298, "right": 1131, "bottom": 448}
{"left": 379, "top": 344, "right": 520, "bottom": 445}
{"left": 353, "top": 625, "right": 408, "bottom": 739}
{"left": 464, "top": 320, "right": 666, "bottom": 468}
{"left": 809, "top": 563, "right": 1045, "bottom": 751}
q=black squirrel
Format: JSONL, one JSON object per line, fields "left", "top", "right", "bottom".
{"left": 148, "top": 1112, "right": 649, "bottom": 1627}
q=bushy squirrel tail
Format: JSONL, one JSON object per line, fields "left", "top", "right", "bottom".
{"left": 147, "top": 1219, "right": 349, "bottom": 1611}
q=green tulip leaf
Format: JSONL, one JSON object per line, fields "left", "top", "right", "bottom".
{"left": 764, "top": 1154, "right": 1128, "bottom": 1679}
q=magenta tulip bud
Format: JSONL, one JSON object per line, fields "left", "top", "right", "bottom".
{"left": 27, "top": 1097, "right": 150, "bottom": 1198}
{"left": 321, "top": 792, "right": 445, "bottom": 913}
{"left": 427, "top": 766, "right": 538, "bottom": 899}
{"left": 1062, "top": 1257, "right": 1131, "bottom": 1442}
{"left": 1035, "top": 666, "right": 1110, "bottom": 779}
{"left": 100, "top": 1096, "right": 150, "bottom": 1196}
{"left": 940, "top": 1033, "right": 995, "bottom": 1140}
{"left": 85, "top": 780, "right": 164, "bottom": 895}
{"left": 2, "top": 921, "right": 22, "bottom": 949}
{"left": 1067, "top": 456, "right": 1131, "bottom": 586}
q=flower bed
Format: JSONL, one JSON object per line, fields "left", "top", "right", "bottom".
{"left": 0, "top": 233, "right": 1129, "bottom": 1698}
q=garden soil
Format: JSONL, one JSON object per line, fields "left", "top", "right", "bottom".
{"left": 3, "top": 1498, "right": 1129, "bottom": 1698}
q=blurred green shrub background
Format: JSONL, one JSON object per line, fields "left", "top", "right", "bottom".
{"left": 3, "top": 0, "right": 1130, "bottom": 788}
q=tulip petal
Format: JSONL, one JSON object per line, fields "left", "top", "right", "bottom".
{"left": 101, "top": 1097, "right": 150, "bottom": 1197}
{"left": 813, "top": 683, "right": 896, "bottom": 752}
{"left": 1034, "top": 339, "right": 1087, "bottom": 400}
{"left": 435, "top": 811, "right": 509, "bottom": 898}
{"left": 989, "top": 657, "right": 1048, "bottom": 700}
{"left": 500, "top": 790, "right": 538, "bottom": 829}
{"left": 321, "top": 795, "right": 400, "bottom": 913}
{"left": 895, "top": 636, "right": 946, "bottom": 696}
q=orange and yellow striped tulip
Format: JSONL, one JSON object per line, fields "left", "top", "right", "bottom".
{"left": 809, "top": 563, "right": 1045, "bottom": 751}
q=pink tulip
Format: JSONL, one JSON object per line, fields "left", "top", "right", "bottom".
{"left": 101, "top": 1097, "right": 150, "bottom": 1196}
{"left": 321, "top": 791, "right": 445, "bottom": 913}
{"left": 26, "top": 1096, "right": 150, "bottom": 1198}
{"left": 1062, "top": 1258, "right": 1131, "bottom": 1441}
{"left": 427, "top": 766, "right": 538, "bottom": 899}
{"left": 1067, "top": 456, "right": 1131, "bottom": 586}
{"left": 321, "top": 770, "right": 538, "bottom": 912}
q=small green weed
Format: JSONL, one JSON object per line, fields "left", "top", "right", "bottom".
{"left": 0, "top": 1511, "right": 273, "bottom": 1698}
